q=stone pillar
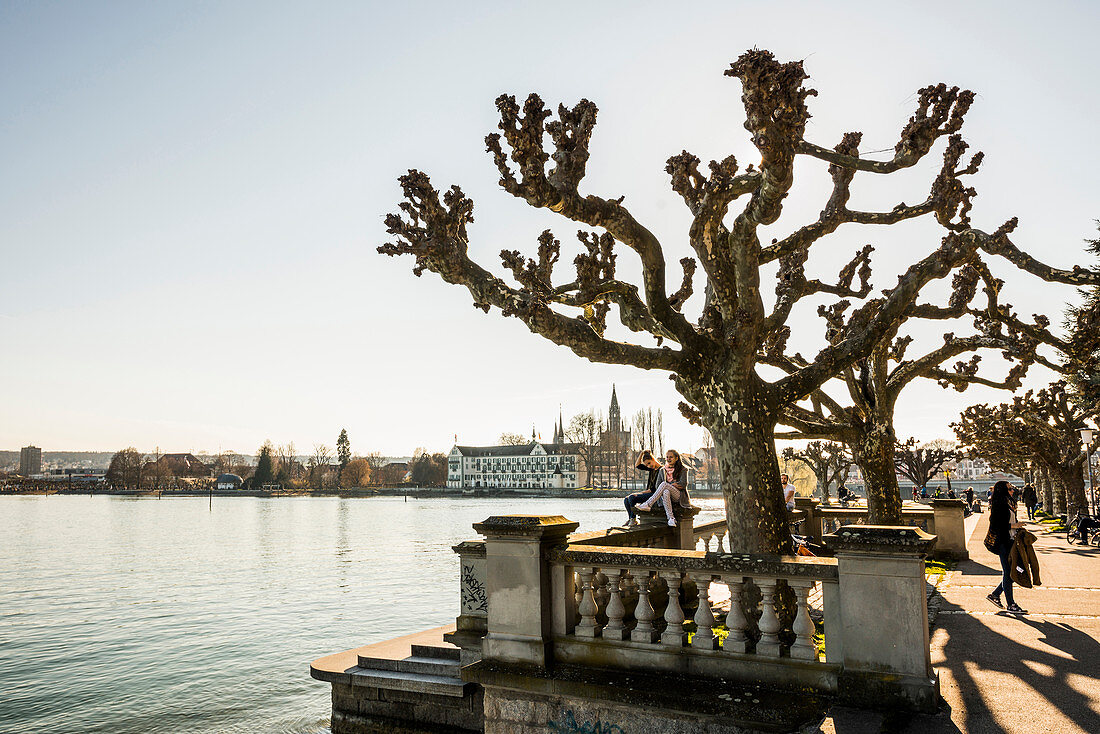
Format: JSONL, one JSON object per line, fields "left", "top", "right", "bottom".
{"left": 635, "top": 504, "right": 700, "bottom": 549}
{"left": 443, "top": 540, "right": 488, "bottom": 666}
{"left": 473, "top": 515, "right": 579, "bottom": 669}
{"left": 824, "top": 525, "right": 939, "bottom": 713}
{"left": 930, "top": 498, "right": 968, "bottom": 560}
{"left": 794, "top": 497, "right": 822, "bottom": 543}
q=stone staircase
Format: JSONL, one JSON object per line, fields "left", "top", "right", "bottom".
{"left": 353, "top": 643, "right": 470, "bottom": 697}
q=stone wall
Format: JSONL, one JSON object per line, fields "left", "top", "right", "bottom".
{"left": 483, "top": 687, "right": 762, "bottom": 734}
{"left": 331, "top": 682, "right": 483, "bottom": 734}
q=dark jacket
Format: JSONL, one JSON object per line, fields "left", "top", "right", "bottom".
{"left": 988, "top": 497, "right": 1016, "bottom": 547}
{"left": 1009, "top": 529, "right": 1041, "bottom": 588}
{"left": 636, "top": 462, "right": 660, "bottom": 493}
{"left": 1022, "top": 486, "right": 1038, "bottom": 507}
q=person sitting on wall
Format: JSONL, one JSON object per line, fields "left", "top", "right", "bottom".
{"left": 636, "top": 449, "right": 688, "bottom": 527}
{"left": 837, "top": 483, "right": 850, "bottom": 507}
{"left": 623, "top": 450, "right": 661, "bottom": 527}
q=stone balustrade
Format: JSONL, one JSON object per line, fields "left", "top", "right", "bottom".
{"left": 548, "top": 545, "right": 837, "bottom": 689}
{"left": 460, "top": 515, "right": 942, "bottom": 716}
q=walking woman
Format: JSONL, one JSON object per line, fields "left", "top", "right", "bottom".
{"left": 637, "top": 449, "right": 686, "bottom": 527}
{"left": 987, "top": 480, "right": 1028, "bottom": 614}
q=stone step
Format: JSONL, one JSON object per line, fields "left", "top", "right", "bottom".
{"left": 357, "top": 653, "right": 460, "bottom": 677}
{"left": 410, "top": 643, "right": 461, "bottom": 661}
{"left": 346, "top": 667, "right": 471, "bottom": 698}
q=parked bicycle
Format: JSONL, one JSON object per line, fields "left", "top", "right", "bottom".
{"left": 1067, "top": 512, "right": 1100, "bottom": 546}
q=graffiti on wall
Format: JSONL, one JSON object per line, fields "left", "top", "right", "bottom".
{"left": 548, "top": 710, "right": 625, "bottom": 734}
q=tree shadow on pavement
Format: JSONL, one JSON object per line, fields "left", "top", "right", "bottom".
{"left": 935, "top": 609, "right": 1100, "bottom": 734}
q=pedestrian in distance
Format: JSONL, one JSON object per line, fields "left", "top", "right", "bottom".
{"left": 623, "top": 450, "right": 660, "bottom": 526}
{"left": 1021, "top": 483, "right": 1038, "bottom": 521}
{"left": 986, "top": 480, "right": 1028, "bottom": 614}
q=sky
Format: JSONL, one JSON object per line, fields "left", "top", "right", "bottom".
{"left": 2, "top": 1, "right": 1098, "bottom": 457}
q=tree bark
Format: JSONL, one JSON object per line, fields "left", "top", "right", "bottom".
{"left": 1039, "top": 467, "right": 1054, "bottom": 515}
{"left": 853, "top": 422, "right": 903, "bottom": 525}
{"left": 689, "top": 375, "right": 788, "bottom": 555}
{"left": 1057, "top": 466, "right": 1088, "bottom": 517}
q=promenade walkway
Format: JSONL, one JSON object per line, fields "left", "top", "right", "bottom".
{"left": 825, "top": 511, "right": 1100, "bottom": 733}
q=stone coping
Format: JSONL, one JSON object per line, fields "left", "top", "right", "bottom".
{"left": 568, "top": 525, "right": 672, "bottom": 547}
{"left": 823, "top": 525, "right": 937, "bottom": 556}
{"left": 451, "top": 539, "right": 486, "bottom": 556}
{"left": 815, "top": 506, "right": 934, "bottom": 517}
{"left": 549, "top": 544, "right": 838, "bottom": 579}
{"left": 930, "top": 498, "right": 967, "bottom": 508}
{"left": 472, "top": 515, "right": 580, "bottom": 538}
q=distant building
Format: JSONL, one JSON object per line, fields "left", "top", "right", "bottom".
{"left": 144, "top": 453, "right": 210, "bottom": 478}
{"left": 447, "top": 441, "right": 582, "bottom": 490}
{"left": 954, "top": 458, "right": 991, "bottom": 480}
{"left": 216, "top": 473, "right": 243, "bottom": 490}
{"left": 19, "top": 446, "right": 42, "bottom": 476}
{"left": 589, "top": 385, "right": 633, "bottom": 489}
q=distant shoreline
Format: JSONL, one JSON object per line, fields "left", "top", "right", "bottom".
{"left": 1, "top": 486, "right": 730, "bottom": 500}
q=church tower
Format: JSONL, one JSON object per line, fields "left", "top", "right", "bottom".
{"left": 553, "top": 406, "right": 565, "bottom": 444}
{"left": 609, "top": 384, "right": 622, "bottom": 432}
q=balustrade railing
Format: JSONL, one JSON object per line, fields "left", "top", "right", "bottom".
{"left": 548, "top": 545, "right": 837, "bottom": 669}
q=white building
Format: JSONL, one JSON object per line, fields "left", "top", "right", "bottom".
{"left": 447, "top": 439, "right": 583, "bottom": 490}
{"left": 953, "top": 458, "right": 991, "bottom": 480}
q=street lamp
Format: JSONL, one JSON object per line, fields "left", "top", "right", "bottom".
{"left": 1080, "top": 426, "right": 1097, "bottom": 516}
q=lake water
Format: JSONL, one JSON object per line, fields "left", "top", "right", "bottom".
{"left": 0, "top": 494, "right": 726, "bottom": 734}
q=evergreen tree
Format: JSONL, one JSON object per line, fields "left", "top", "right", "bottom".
{"left": 336, "top": 429, "right": 351, "bottom": 473}
{"left": 253, "top": 441, "right": 276, "bottom": 488}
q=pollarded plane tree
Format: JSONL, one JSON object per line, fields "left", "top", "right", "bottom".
{"left": 781, "top": 441, "right": 852, "bottom": 503}
{"left": 893, "top": 439, "right": 961, "bottom": 493}
{"left": 953, "top": 382, "right": 1096, "bottom": 517}
{"left": 771, "top": 260, "right": 1043, "bottom": 523}
{"left": 380, "top": 49, "right": 1087, "bottom": 553}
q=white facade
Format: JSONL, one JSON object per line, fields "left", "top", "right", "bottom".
{"left": 447, "top": 442, "right": 582, "bottom": 489}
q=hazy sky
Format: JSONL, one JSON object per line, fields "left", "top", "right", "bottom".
{"left": 2, "top": 1, "right": 1098, "bottom": 456}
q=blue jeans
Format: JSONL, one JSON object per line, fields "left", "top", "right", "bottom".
{"left": 991, "top": 539, "right": 1015, "bottom": 606}
{"left": 624, "top": 490, "right": 655, "bottom": 520}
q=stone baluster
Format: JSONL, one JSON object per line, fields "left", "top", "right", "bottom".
{"left": 692, "top": 574, "right": 718, "bottom": 650}
{"left": 722, "top": 577, "right": 750, "bottom": 654}
{"left": 659, "top": 571, "right": 686, "bottom": 647}
{"left": 631, "top": 571, "right": 658, "bottom": 643}
{"left": 593, "top": 570, "right": 610, "bottom": 613}
{"left": 575, "top": 567, "right": 602, "bottom": 638}
{"left": 789, "top": 579, "right": 817, "bottom": 660}
{"left": 755, "top": 577, "right": 782, "bottom": 657}
{"left": 715, "top": 530, "right": 727, "bottom": 553}
{"left": 603, "top": 569, "right": 628, "bottom": 640}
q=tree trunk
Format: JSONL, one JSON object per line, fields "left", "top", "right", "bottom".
{"left": 1059, "top": 465, "right": 1088, "bottom": 518}
{"left": 853, "top": 424, "right": 903, "bottom": 525}
{"left": 690, "top": 375, "right": 788, "bottom": 555}
{"left": 1039, "top": 467, "right": 1053, "bottom": 515}
{"left": 1052, "top": 476, "right": 1067, "bottom": 516}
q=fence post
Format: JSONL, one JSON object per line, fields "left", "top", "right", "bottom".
{"left": 824, "top": 525, "right": 939, "bottom": 712}
{"left": 473, "top": 515, "right": 578, "bottom": 668}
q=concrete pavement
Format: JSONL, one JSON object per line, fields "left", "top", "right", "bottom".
{"left": 824, "top": 511, "right": 1100, "bottom": 733}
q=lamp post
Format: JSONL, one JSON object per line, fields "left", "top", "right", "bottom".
{"left": 1080, "top": 427, "right": 1097, "bottom": 516}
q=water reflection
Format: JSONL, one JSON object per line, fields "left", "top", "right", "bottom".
{"left": 0, "top": 494, "right": 725, "bottom": 734}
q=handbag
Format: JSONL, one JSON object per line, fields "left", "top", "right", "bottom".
{"left": 983, "top": 521, "right": 998, "bottom": 553}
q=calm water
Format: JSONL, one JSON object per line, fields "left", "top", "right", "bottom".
{"left": 0, "top": 494, "right": 725, "bottom": 734}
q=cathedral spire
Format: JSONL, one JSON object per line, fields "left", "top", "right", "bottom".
{"left": 609, "top": 384, "right": 621, "bottom": 432}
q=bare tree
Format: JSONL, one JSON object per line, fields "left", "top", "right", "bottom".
{"left": 893, "top": 439, "right": 962, "bottom": 491}
{"left": 782, "top": 442, "right": 851, "bottom": 502}
{"left": 380, "top": 50, "right": 1098, "bottom": 552}
{"left": 498, "top": 432, "right": 529, "bottom": 445}
{"left": 309, "top": 444, "right": 333, "bottom": 489}
{"left": 364, "top": 451, "right": 386, "bottom": 485}
{"left": 955, "top": 382, "right": 1094, "bottom": 517}
{"left": 566, "top": 410, "right": 601, "bottom": 487}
